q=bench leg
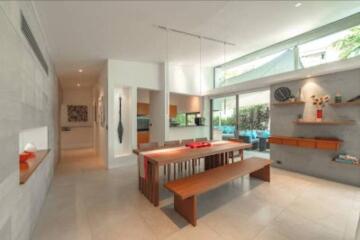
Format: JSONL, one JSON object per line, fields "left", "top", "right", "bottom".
{"left": 250, "top": 164, "right": 270, "bottom": 182}
{"left": 174, "top": 195, "right": 197, "bottom": 226}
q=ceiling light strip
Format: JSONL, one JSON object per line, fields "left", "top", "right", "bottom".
{"left": 156, "top": 25, "right": 235, "bottom": 46}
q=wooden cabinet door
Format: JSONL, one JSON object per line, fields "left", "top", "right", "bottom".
{"left": 137, "top": 131, "right": 150, "bottom": 145}
{"left": 137, "top": 103, "right": 149, "bottom": 116}
{"left": 169, "top": 105, "right": 177, "bottom": 118}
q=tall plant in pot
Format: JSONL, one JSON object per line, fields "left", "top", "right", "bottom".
{"left": 311, "top": 95, "right": 330, "bottom": 121}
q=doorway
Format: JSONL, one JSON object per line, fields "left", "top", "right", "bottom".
{"left": 210, "top": 89, "right": 270, "bottom": 159}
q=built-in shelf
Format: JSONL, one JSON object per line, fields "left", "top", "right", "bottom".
{"left": 20, "top": 149, "right": 50, "bottom": 184}
{"left": 330, "top": 101, "right": 360, "bottom": 107}
{"left": 294, "top": 119, "right": 355, "bottom": 125}
{"left": 269, "top": 136, "right": 342, "bottom": 151}
{"left": 272, "top": 101, "right": 305, "bottom": 106}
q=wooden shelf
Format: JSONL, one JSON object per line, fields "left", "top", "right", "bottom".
{"left": 294, "top": 119, "right": 355, "bottom": 125}
{"left": 269, "top": 136, "right": 342, "bottom": 151}
{"left": 20, "top": 149, "right": 50, "bottom": 184}
{"left": 272, "top": 101, "right": 305, "bottom": 106}
{"left": 330, "top": 101, "right": 360, "bottom": 107}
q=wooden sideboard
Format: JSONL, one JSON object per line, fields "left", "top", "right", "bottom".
{"left": 269, "top": 136, "right": 342, "bottom": 151}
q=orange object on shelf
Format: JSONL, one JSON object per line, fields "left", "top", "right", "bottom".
{"left": 19, "top": 152, "right": 36, "bottom": 163}
{"left": 20, "top": 161, "right": 29, "bottom": 171}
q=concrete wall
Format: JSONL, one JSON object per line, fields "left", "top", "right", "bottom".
{"left": 270, "top": 68, "right": 360, "bottom": 186}
{"left": 60, "top": 87, "right": 94, "bottom": 149}
{"left": 0, "top": 1, "right": 59, "bottom": 240}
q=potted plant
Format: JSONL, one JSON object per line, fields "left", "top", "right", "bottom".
{"left": 311, "top": 95, "right": 330, "bottom": 121}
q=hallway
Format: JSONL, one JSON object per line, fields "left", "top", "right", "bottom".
{"left": 32, "top": 149, "right": 360, "bottom": 240}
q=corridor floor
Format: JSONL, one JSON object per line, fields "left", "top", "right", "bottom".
{"left": 32, "top": 149, "right": 360, "bottom": 240}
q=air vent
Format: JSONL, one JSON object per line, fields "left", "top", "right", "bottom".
{"left": 21, "top": 12, "right": 48, "bottom": 75}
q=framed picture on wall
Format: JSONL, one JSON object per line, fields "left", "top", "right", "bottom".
{"left": 67, "top": 105, "right": 88, "bottom": 122}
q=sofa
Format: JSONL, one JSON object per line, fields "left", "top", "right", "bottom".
{"left": 239, "top": 130, "right": 270, "bottom": 151}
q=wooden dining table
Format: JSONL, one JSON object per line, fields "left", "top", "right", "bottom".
{"left": 134, "top": 141, "right": 252, "bottom": 206}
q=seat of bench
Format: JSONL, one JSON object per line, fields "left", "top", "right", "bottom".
{"left": 165, "top": 157, "right": 271, "bottom": 200}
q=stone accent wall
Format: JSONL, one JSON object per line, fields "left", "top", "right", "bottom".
{"left": 0, "top": 1, "right": 59, "bottom": 240}
{"left": 270, "top": 68, "right": 360, "bottom": 186}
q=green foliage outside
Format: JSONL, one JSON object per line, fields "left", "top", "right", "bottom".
{"left": 175, "top": 113, "right": 186, "bottom": 126}
{"left": 213, "top": 104, "right": 270, "bottom": 130}
{"left": 333, "top": 26, "right": 360, "bottom": 59}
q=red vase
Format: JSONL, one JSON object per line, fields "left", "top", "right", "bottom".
{"left": 316, "top": 109, "right": 323, "bottom": 121}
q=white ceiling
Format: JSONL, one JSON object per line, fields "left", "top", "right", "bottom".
{"left": 33, "top": 1, "right": 360, "bottom": 88}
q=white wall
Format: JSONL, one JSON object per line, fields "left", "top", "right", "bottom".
{"left": 169, "top": 64, "right": 214, "bottom": 96}
{"left": 107, "top": 60, "right": 164, "bottom": 168}
{"left": 150, "top": 90, "right": 167, "bottom": 143}
{"left": 0, "top": 2, "right": 59, "bottom": 240}
{"left": 60, "top": 87, "right": 94, "bottom": 149}
{"left": 167, "top": 126, "right": 209, "bottom": 141}
{"left": 19, "top": 126, "right": 48, "bottom": 153}
{"left": 108, "top": 59, "right": 162, "bottom": 90}
{"left": 137, "top": 89, "right": 150, "bottom": 103}
{"left": 170, "top": 93, "right": 203, "bottom": 113}
{"left": 93, "top": 66, "right": 108, "bottom": 167}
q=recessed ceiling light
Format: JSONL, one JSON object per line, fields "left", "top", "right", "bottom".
{"left": 76, "top": 83, "right": 81, "bottom": 87}
{"left": 78, "top": 69, "right": 83, "bottom": 73}
{"left": 295, "top": 2, "right": 302, "bottom": 7}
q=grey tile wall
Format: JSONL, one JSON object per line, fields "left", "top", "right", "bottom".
{"left": 0, "top": 1, "right": 59, "bottom": 240}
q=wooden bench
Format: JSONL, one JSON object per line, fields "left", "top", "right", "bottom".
{"left": 164, "top": 157, "right": 271, "bottom": 226}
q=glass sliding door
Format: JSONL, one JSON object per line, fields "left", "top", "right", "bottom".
{"left": 211, "top": 96, "right": 237, "bottom": 140}
{"left": 238, "top": 90, "right": 270, "bottom": 153}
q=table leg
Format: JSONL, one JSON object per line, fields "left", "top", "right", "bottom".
{"left": 174, "top": 195, "right": 197, "bottom": 226}
{"left": 153, "top": 163, "right": 159, "bottom": 206}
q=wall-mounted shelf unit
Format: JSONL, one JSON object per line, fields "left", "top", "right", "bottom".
{"left": 294, "top": 119, "right": 355, "bottom": 125}
{"left": 330, "top": 101, "right": 360, "bottom": 107}
{"left": 269, "top": 136, "right": 342, "bottom": 151}
{"left": 272, "top": 101, "right": 305, "bottom": 106}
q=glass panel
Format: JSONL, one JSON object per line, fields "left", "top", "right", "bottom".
{"left": 215, "top": 49, "right": 295, "bottom": 88}
{"left": 186, "top": 113, "right": 199, "bottom": 126}
{"left": 238, "top": 90, "right": 270, "bottom": 153}
{"left": 299, "top": 25, "right": 360, "bottom": 68}
{"left": 175, "top": 113, "right": 186, "bottom": 126}
{"left": 211, "top": 96, "right": 237, "bottom": 140}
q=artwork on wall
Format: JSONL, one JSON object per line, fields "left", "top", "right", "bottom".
{"left": 98, "top": 96, "right": 105, "bottom": 128}
{"left": 94, "top": 101, "right": 98, "bottom": 123}
{"left": 117, "top": 97, "right": 123, "bottom": 143}
{"left": 67, "top": 105, "right": 88, "bottom": 122}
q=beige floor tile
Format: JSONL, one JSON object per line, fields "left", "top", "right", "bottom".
{"left": 32, "top": 148, "right": 359, "bottom": 240}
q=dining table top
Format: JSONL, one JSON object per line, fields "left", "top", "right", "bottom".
{"left": 134, "top": 141, "right": 252, "bottom": 166}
